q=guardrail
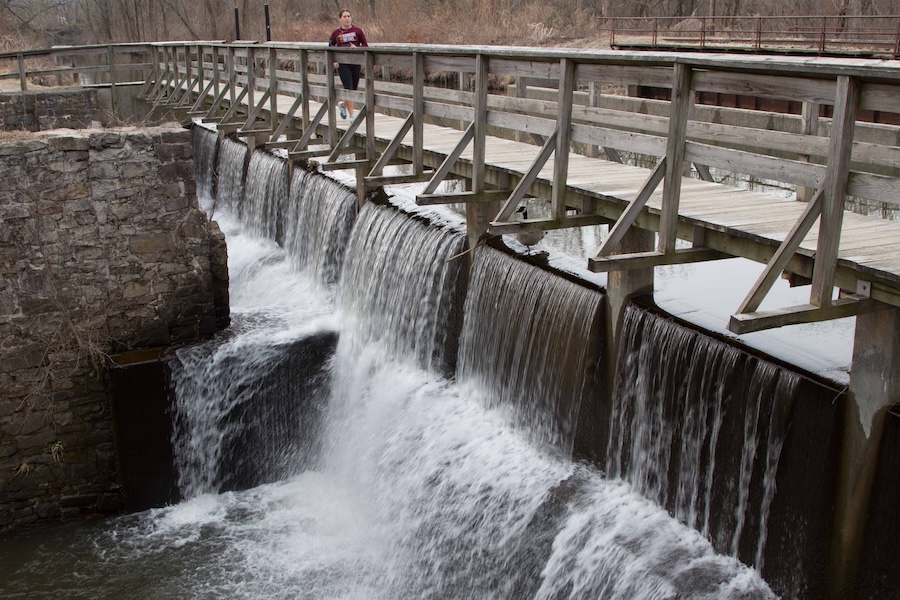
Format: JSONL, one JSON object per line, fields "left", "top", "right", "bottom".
{"left": 143, "top": 41, "right": 900, "bottom": 320}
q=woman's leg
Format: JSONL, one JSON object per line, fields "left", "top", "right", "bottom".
{"left": 346, "top": 65, "right": 362, "bottom": 117}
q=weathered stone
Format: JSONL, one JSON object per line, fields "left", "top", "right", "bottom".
{"left": 0, "top": 123, "right": 223, "bottom": 531}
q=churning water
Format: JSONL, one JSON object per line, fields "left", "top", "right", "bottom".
{"left": 0, "top": 129, "right": 777, "bottom": 599}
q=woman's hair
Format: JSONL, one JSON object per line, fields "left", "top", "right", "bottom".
{"left": 339, "top": 9, "right": 351, "bottom": 18}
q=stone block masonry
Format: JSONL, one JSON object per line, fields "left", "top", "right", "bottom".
{"left": 0, "top": 88, "right": 99, "bottom": 132}
{"left": 0, "top": 123, "right": 228, "bottom": 530}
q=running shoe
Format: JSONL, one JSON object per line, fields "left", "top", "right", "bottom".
{"left": 338, "top": 102, "right": 347, "bottom": 119}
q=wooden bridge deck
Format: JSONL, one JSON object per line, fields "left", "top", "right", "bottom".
{"left": 327, "top": 101, "right": 900, "bottom": 287}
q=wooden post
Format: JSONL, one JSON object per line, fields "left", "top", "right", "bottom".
{"left": 472, "top": 54, "right": 488, "bottom": 195}
{"left": 268, "top": 47, "right": 277, "bottom": 130}
{"left": 658, "top": 62, "right": 693, "bottom": 254}
{"left": 299, "top": 49, "right": 310, "bottom": 131}
{"left": 365, "top": 51, "right": 376, "bottom": 163}
{"left": 811, "top": 76, "right": 859, "bottom": 308}
{"left": 212, "top": 46, "right": 220, "bottom": 101}
{"left": 17, "top": 53, "right": 26, "bottom": 91}
{"left": 574, "top": 227, "right": 654, "bottom": 464}
{"left": 552, "top": 58, "right": 575, "bottom": 220}
{"left": 413, "top": 52, "right": 425, "bottom": 176}
{"left": 325, "top": 49, "right": 337, "bottom": 147}
{"left": 459, "top": 54, "right": 491, "bottom": 253}
{"left": 246, "top": 47, "right": 255, "bottom": 120}
{"left": 828, "top": 306, "right": 900, "bottom": 599}
{"left": 797, "top": 101, "right": 819, "bottom": 203}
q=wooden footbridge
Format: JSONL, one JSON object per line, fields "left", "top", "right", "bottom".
{"left": 5, "top": 42, "right": 899, "bottom": 335}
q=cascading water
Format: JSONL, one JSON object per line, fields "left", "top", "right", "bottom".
{"left": 0, "top": 130, "right": 777, "bottom": 599}
{"left": 243, "top": 150, "right": 289, "bottom": 241}
{"left": 214, "top": 137, "right": 248, "bottom": 216}
{"left": 457, "top": 246, "right": 602, "bottom": 456}
{"left": 283, "top": 167, "right": 358, "bottom": 285}
{"left": 336, "top": 200, "right": 468, "bottom": 373}
{"left": 607, "top": 302, "right": 834, "bottom": 596}
{"left": 192, "top": 126, "right": 217, "bottom": 207}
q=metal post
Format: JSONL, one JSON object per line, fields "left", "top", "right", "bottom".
{"left": 234, "top": 8, "right": 241, "bottom": 40}
{"left": 265, "top": 5, "right": 271, "bottom": 41}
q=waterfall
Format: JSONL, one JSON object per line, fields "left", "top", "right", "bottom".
{"left": 283, "top": 168, "right": 358, "bottom": 285}
{"left": 215, "top": 137, "right": 248, "bottom": 216}
{"left": 242, "top": 150, "right": 289, "bottom": 242}
{"left": 192, "top": 125, "right": 217, "bottom": 208}
{"left": 607, "top": 303, "right": 797, "bottom": 574}
{"left": 457, "top": 246, "right": 602, "bottom": 455}
{"left": 336, "top": 200, "right": 468, "bottom": 373}
{"left": 0, "top": 130, "right": 776, "bottom": 598}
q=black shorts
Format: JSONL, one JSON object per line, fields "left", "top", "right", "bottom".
{"left": 338, "top": 64, "right": 361, "bottom": 90}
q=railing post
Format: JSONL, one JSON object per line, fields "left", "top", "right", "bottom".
{"left": 212, "top": 46, "right": 220, "bottom": 101}
{"left": 226, "top": 47, "right": 236, "bottom": 106}
{"left": 326, "top": 48, "right": 337, "bottom": 147}
{"left": 299, "top": 49, "right": 310, "bottom": 132}
{"left": 810, "top": 75, "right": 859, "bottom": 308}
{"left": 268, "top": 46, "right": 277, "bottom": 130}
{"left": 467, "top": 53, "right": 493, "bottom": 250}
{"left": 246, "top": 46, "right": 255, "bottom": 119}
{"left": 797, "top": 101, "right": 819, "bottom": 202}
{"left": 413, "top": 52, "right": 424, "bottom": 176}
{"left": 819, "top": 16, "right": 827, "bottom": 54}
{"left": 17, "top": 53, "right": 26, "bottom": 91}
{"left": 108, "top": 45, "right": 118, "bottom": 114}
{"left": 756, "top": 16, "right": 762, "bottom": 51}
{"left": 365, "top": 51, "right": 376, "bottom": 165}
{"left": 658, "top": 62, "right": 693, "bottom": 254}
{"left": 552, "top": 58, "right": 575, "bottom": 220}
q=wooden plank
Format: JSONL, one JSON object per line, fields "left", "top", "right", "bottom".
{"left": 684, "top": 141, "right": 825, "bottom": 188}
{"left": 729, "top": 297, "right": 877, "bottom": 334}
{"left": 489, "top": 213, "right": 610, "bottom": 234}
{"left": 576, "top": 63, "right": 673, "bottom": 89}
{"left": 692, "top": 70, "right": 835, "bottom": 105}
{"left": 587, "top": 248, "right": 729, "bottom": 272}
{"left": 417, "top": 190, "right": 510, "bottom": 205}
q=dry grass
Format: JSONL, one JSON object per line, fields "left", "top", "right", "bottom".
{"left": 277, "top": 1, "right": 610, "bottom": 47}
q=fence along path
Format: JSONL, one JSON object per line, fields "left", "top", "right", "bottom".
{"left": 139, "top": 42, "right": 900, "bottom": 334}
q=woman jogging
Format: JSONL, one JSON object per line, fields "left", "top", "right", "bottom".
{"left": 328, "top": 9, "right": 368, "bottom": 120}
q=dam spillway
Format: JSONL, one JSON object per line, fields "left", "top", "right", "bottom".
{"left": 0, "top": 124, "right": 895, "bottom": 599}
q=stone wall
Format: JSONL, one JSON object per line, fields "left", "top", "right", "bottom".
{"left": 0, "top": 123, "right": 228, "bottom": 529}
{"left": 0, "top": 88, "right": 99, "bottom": 132}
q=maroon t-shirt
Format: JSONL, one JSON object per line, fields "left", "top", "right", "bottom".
{"left": 329, "top": 26, "right": 368, "bottom": 48}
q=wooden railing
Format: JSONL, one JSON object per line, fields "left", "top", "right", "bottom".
{"left": 145, "top": 41, "right": 900, "bottom": 329}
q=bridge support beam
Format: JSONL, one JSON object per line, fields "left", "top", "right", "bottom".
{"left": 828, "top": 306, "right": 900, "bottom": 599}
{"left": 589, "top": 226, "right": 655, "bottom": 463}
